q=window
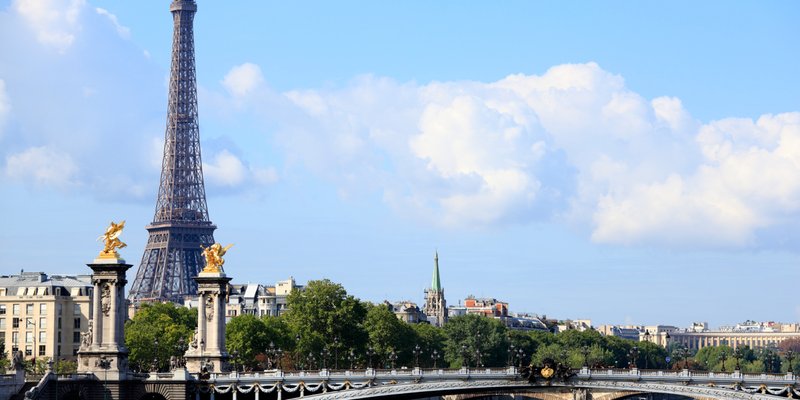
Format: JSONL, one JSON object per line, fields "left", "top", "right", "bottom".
{"left": 39, "top": 304, "right": 46, "bottom": 314}
{"left": 57, "top": 345, "right": 61, "bottom": 356}
{"left": 72, "top": 348, "right": 78, "bottom": 356}
{"left": 73, "top": 318, "right": 80, "bottom": 329}
{"left": 38, "top": 345, "right": 46, "bottom": 356}
{"left": 0, "top": 318, "right": 5, "bottom": 329}
{"left": 0, "top": 305, "right": 6, "bottom": 315}
{"left": 11, "top": 346, "right": 18, "bottom": 354}
{"left": 12, "top": 304, "right": 19, "bottom": 315}
{"left": 39, "top": 331, "right": 46, "bottom": 343}
{"left": 57, "top": 331, "right": 61, "bottom": 343}
{"left": 57, "top": 304, "right": 62, "bottom": 315}
{"left": 12, "top": 318, "right": 19, "bottom": 329}
{"left": 0, "top": 332, "right": 4, "bottom": 343}
{"left": 25, "top": 346, "right": 32, "bottom": 356}
{"left": 58, "top": 318, "right": 61, "bottom": 329}
{"left": 25, "top": 304, "right": 33, "bottom": 315}
{"left": 25, "top": 318, "right": 33, "bottom": 329}
{"left": 73, "top": 304, "right": 81, "bottom": 316}
{"left": 25, "top": 332, "right": 33, "bottom": 343}
{"left": 72, "top": 332, "right": 80, "bottom": 343}
{"left": 39, "top": 318, "right": 46, "bottom": 329}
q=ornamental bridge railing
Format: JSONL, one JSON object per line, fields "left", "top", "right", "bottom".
{"left": 195, "top": 367, "right": 799, "bottom": 400}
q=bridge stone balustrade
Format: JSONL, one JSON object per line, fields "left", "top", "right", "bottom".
{"left": 7, "top": 367, "right": 799, "bottom": 400}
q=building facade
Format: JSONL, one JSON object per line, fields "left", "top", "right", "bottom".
{"left": 666, "top": 331, "right": 800, "bottom": 351}
{"left": 423, "top": 252, "right": 447, "bottom": 327}
{"left": 0, "top": 272, "right": 92, "bottom": 361}
{"left": 387, "top": 301, "right": 426, "bottom": 324}
{"left": 185, "top": 277, "right": 302, "bottom": 322}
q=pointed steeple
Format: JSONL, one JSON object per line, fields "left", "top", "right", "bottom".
{"left": 431, "top": 250, "right": 442, "bottom": 291}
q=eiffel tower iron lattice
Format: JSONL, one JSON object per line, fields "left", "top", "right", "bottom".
{"left": 128, "top": 0, "right": 215, "bottom": 303}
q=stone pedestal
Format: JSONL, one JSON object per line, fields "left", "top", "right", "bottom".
{"left": 77, "top": 257, "right": 131, "bottom": 379}
{"left": 184, "top": 270, "right": 232, "bottom": 374}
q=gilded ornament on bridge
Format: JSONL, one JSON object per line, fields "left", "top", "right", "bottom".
{"left": 98, "top": 220, "right": 127, "bottom": 259}
{"left": 540, "top": 366, "right": 554, "bottom": 379}
{"left": 201, "top": 243, "right": 233, "bottom": 273}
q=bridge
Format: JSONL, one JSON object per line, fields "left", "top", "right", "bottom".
{"left": 7, "top": 249, "right": 794, "bottom": 400}
{"left": 12, "top": 365, "right": 799, "bottom": 400}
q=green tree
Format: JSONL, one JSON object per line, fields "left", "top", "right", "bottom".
{"left": 411, "top": 323, "right": 447, "bottom": 367}
{"left": 0, "top": 342, "right": 8, "bottom": 373}
{"left": 55, "top": 359, "right": 77, "bottom": 374}
{"left": 636, "top": 341, "right": 668, "bottom": 369}
{"left": 443, "top": 314, "right": 508, "bottom": 368}
{"left": 695, "top": 345, "right": 734, "bottom": 371}
{"left": 226, "top": 314, "right": 271, "bottom": 371}
{"left": 532, "top": 343, "right": 566, "bottom": 366}
{"left": 364, "top": 304, "right": 414, "bottom": 367}
{"left": 124, "top": 302, "right": 196, "bottom": 372}
{"left": 283, "top": 279, "right": 368, "bottom": 366}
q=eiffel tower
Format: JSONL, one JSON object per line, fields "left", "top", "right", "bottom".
{"left": 128, "top": 0, "right": 215, "bottom": 303}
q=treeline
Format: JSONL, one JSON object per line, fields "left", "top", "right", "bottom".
{"left": 122, "top": 279, "right": 799, "bottom": 373}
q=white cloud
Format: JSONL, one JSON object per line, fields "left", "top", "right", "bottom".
{"left": 228, "top": 62, "right": 800, "bottom": 247}
{"left": 204, "top": 150, "right": 247, "bottom": 187}
{"left": 222, "top": 63, "right": 264, "bottom": 98}
{"left": 591, "top": 113, "right": 800, "bottom": 246}
{"left": 203, "top": 149, "right": 278, "bottom": 189}
{"left": 13, "top": 0, "right": 85, "bottom": 52}
{"left": 4, "top": 146, "right": 79, "bottom": 188}
{"left": 95, "top": 8, "right": 130, "bottom": 39}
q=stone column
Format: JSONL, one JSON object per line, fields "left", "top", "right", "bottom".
{"left": 109, "top": 280, "right": 118, "bottom": 351}
{"left": 185, "top": 270, "right": 231, "bottom": 374}
{"left": 77, "top": 257, "right": 131, "bottom": 380}
{"left": 92, "top": 280, "right": 103, "bottom": 347}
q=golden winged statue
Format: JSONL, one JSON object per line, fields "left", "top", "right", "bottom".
{"left": 201, "top": 243, "right": 233, "bottom": 273}
{"left": 97, "top": 220, "right": 127, "bottom": 259}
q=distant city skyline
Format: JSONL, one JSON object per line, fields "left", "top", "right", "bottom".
{"left": 0, "top": 1, "right": 798, "bottom": 328}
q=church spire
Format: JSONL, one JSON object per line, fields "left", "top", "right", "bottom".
{"left": 431, "top": 250, "right": 442, "bottom": 291}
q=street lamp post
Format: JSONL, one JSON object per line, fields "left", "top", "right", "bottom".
{"left": 786, "top": 350, "right": 795, "bottom": 374}
{"left": 266, "top": 341, "right": 276, "bottom": 370}
{"left": 733, "top": 347, "right": 742, "bottom": 371}
{"left": 719, "top": 350, "right": 728, "bottom": 372}
{"left": 306, "top": 352, "right": 316, "bottom": 371}
{"left": 98, "top": 356, "right": 112, "bottom": 400}
{"left": 388, "top": 349, "right": 398, "bottom": 370}
{"left": 333, "top": 336, "right": 339, "bottom": 370}
{"left": 474, "top": 331, "right": 482, "bottom": 367}
{"left": 431, "top": 349, "right": 440, "bottom": 369}
{"left": 461, "top": 344, "right": 470, "bottom": 369}
{"left": 294, "top": 334, "right": 301, "bottom": 370}
{"left": 508, "top": 344, "right": 516, "bottom": 368}
{"left": 231, "top": 350, "right": 239, "bottom": 373}
{"left": 673, "top": 345, "right": 689, "bottom": 370}
{"left": 412, "top": 344, "right": 421, "bottom": 368}
{"left": 517, "top": 349, "right": 526, "bottom": 369}
{"left": 366, "top": 346, "right": 375, "bottom": 369}
{"left": 152, "top": 338, "right": 160, "bottom": 372}
{"left": 347, "top": 349, "right": 355, "bottom": 370}
{"left": 629, "top": 346, "right": 639, "bottom": 369}
{"left": 320, "top": 348, "right": 329, "bottom": 370}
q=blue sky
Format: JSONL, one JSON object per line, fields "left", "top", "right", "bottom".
{"left": 0, "top": 0, "right": 798, "bottom": 328}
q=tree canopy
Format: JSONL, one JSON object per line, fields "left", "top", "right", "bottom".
{"left": 124, "top": 301, "right": 196, "bottom": 372}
